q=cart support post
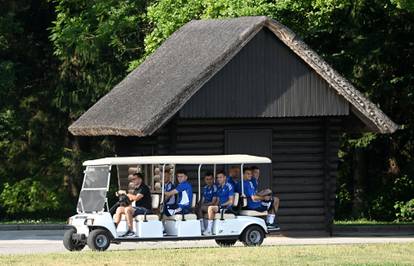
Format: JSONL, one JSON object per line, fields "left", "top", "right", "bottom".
{"left": 161, "top": 164, "right": 166, "bottom": 204}
{"left": 198, "top": 164, "right": 202, "bottom": 203}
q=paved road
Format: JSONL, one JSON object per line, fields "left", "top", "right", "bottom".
{"left": 0, "top": 230, "right": 413, "bottom": 254}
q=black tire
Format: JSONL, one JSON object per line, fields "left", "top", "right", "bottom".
{"left": 215, "top": 239, "right": 237, "bottom": 247}
{"left": 63, "top": 228, "right": 86, "bottom": 251}
{"left": 240, "top": 225, "right": 265, "bottom": 246}
{"left": 87, "top": 229, "right": 111, "bottom": 251}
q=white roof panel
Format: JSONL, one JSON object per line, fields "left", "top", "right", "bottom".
{"left": 83, "top": 154, "right": 271, "bottom": 166}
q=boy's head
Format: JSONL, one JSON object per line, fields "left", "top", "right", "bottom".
{"left": 228, "top": 166, "right": 240, "bottom": 178}
{"left": 163, "top": 167, "right": 172, "bottom": 183}
{"left": 216, "top": 170, "right": 226, "bottom": 185}
{"left": 176, "top": 169, "right": 188, "bottom": 183}
{"left": 129, "top": 172, "right": 144, "bottom": 186}
{"left": 251, "top": 166, "right": 260, "bottom": 178}
{"left": 243, "top": 167, "right": 252, "bottom": 180}
{"left": 204, "top": 172, "right": 214, "bottom": 186}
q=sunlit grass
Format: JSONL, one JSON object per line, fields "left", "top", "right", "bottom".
{"left": 1, "top": 243, "right": 413, "bottom": 266}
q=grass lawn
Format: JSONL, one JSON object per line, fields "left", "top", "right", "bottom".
{"left": 0, "top": 243, "right": 413, "bottom": 266}
{"left": 334, "top": 219, "right": 414, "bottom": 226}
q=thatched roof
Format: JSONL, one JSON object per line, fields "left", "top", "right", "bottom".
{"left": 69, "top": 16, "right": 398, "bottom": 136}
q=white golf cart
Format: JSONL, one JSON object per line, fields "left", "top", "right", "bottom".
{"left": 64, "top": 154, "right": 276, "bottom": 251}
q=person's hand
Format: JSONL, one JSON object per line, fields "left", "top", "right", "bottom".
{"left": 127, "top": 194, "right": 134, "bottom": 201}
{"left": 116, "top": 190, "right": 126, "bottom": 196}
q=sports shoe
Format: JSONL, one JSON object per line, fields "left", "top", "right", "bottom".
{"left": 267, "top": 222, "right": 280, "bottom": 230}
{"left": 121, "top": 230, "right": 136, "bottom": 237}
{"left": 203, "top": 230, "right": 213, "bottom": 236}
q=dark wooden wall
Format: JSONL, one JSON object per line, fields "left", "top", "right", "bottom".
{"left": 180, "top": 28, "right": 349, "bottom": 118}
{"left": 114, "top": 116, "right": 342, "bottom": 233}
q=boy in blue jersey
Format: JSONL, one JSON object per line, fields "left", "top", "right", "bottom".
{"left": 204, "top": 170, "right": 234, "bottom": 235}
{"left": 251, "top": 166, "right": 279, "bottom": 208}
{"left": 226, "top": 166, "right": 240, "bottom": 192}
{"left": 164, "top": 169, "right": 193, "bottom": 216}
{"left": 242, "top": 167, "right": 279, "bottom": 229}
{"left": 196, "top": 172, "right": 218, "bottom": 231}
{"left": 163, "top": 167, "right": 176, "bottom": 207}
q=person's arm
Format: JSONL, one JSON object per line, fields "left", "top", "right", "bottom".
{"left": 221, "top": 195, "right": 234, "bottom": 207}
{"left": 251, "top": 194, "right": 268, "bottom": 201}
{"left": 128, "top": 193, "right": 143, "bottom": 201}
{"left": 164, "top": 189, "right": 178, "bottom": 198}
{"left": 211, "top": 196, "right": 218, "bottom": 206}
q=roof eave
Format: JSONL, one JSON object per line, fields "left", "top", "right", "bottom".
{"left": 68, "top": 125, "right": 146, "bottom": 137}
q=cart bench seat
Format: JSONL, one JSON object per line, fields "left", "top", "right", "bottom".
{"left": 239, "top": 210, "right": 268, "bottom": 216}
{"left": 163, "top": 214, "right": 198, "bottom": 221}
{"left": 135, "top": 214, "right": 159, "bottom": 221}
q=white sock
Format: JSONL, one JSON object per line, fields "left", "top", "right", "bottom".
{"left": 200, "top": 219, "right": 205, "bottom": 231}
{"left": 206, "top": 220, "right": 213, "bottom": 232}
{"left": 267, "top": 214, "right": 275, "bottom": 224}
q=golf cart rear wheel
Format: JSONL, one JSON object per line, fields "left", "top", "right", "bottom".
{"left": 215, "top": 239, "right": 237, "bottom": 247}
{"left": 87, "top": 229, "right": 111, "bottom": 251}
{"left": 63, "top": 228, "right": 85, "bottom": 251}
{"left": 240, "top": 225, "right": 264, "bottom": 246}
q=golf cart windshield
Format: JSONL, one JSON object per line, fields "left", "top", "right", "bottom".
{"left": 77, "top": 165, "right": 111, "bottom": 213}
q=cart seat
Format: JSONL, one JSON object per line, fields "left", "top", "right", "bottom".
{"left": 135, "top": 214, "right": 159, "bottom": 221}
{"left": 233, "top": 193, "right": 239, "bottom": 207}
{"left": 239, "top": 210, "right": 268, "bottom": 216}
{"left": 214, "top": 213, "right": 236, "bottom": 219}
{"left": 151, "top": 194, "right": 160, "bottom": 209}
{"left": 163, "top": 214, "right": 198, "bottom": 221}
{"left": 192, "top": 193, "right": 197, "bottom": 208}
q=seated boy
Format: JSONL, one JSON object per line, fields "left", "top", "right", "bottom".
{"left": 163, "top": 169, "right": 193, "bottom": 216}
{"left": 204, "top": 170, "right": 234, "bottom": 235}
{"left": 242, "top": 167, "right": 279, "bottom": 229}
{"left": 196, "top": 172, "right": 218, "bottom": 231}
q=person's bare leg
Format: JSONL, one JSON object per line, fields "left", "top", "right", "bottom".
{"left": 273, "top": 197, "right": 280, "bottom": 213}
{"left": 207, "top": 206, "right": 218, "bottom": 220}
{"left": 124, "top": 206, "right": 134, "bottom": 230}
{"left": 205, "top": 206, "right": 218, "bottom": 234}
{"left": 113, "top": 206, "right": 125, "bottom": 225}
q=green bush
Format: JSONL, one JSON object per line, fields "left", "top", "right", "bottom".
{"left": 395, "top": 199, "right": 414, "bottom": 222}
{"left": 0, "top": 179, "right": 59, "bottom": 216}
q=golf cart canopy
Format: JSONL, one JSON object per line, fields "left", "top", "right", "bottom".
{"left": 83, "top": 154, "right": 272, "bottom": 166}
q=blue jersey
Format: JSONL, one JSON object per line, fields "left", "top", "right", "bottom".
{"left": 250, "top": 177, "right": 258, "bottom": 190}
{"left": 243, "top": 179, "right": 262, "bottom": 209}
{"left": 226, "top": 176, "right": 239, "bottom": 191}
{"left": 175, "top": 181, "right": 193, "bottom": 210}
{"left": 217, "top": 182, "right": 235, "bottom": 206}
{"left": 203, "top": 184, "right": 217, "bottom": 203}
{"left": 164, "top": 182, "right": 175, "bottom": 205}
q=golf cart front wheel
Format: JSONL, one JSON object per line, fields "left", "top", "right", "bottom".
{"left": 215, "top": 239, "right": 237, "bottom": 247}
{"left": 87, "top": 229, "right": 111, "bottom": 251}
{"left": 63, "top": 228, "right": 86, "bottom": 251}
{"left": 240, "top": 225, "right": 265, "bottom": 246}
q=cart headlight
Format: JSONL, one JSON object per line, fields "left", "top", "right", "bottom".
{"left": 84, "top": 218, "right": 94, "bottom": 226}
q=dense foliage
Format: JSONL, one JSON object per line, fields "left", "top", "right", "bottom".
{"left": 0, "top": 0, "right": 413, "bottom": 221}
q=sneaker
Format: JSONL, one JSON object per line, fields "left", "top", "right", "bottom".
{"left": 121, "top": 230, "right": 136, "bottom": 237}
{"left": 267, "top": 222, "right": 280, "bottom": 230}
{"left": 203, "top": 230, "right": 213, "bottom": 236}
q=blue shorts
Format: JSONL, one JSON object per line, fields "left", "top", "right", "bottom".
{"left": 133, "top": 206, "right": 152, "bottom": 217}
{"left": 249, "top": 199, "right": 273, "bottom": 212}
